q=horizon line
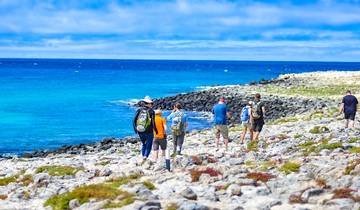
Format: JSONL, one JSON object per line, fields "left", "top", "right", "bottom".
{"left": 1, "top": 57, "right": 360, "bottom": 63}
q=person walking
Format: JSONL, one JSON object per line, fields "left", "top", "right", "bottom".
{"left": 152, "top": 110, "right": 167, "bottom": 162}
{"left": 212, "top": 98, "right": 230, "bottom": 150}
{"left": 133, "top": 96, "right": 158, "bottom": 163}
{"left": 251, "top": 93, "right": 266, "bottom": 142}
{"left": 167, "top": 103, "right": 188, "bottom": 156}
{"left": 340, "top": 90, "right": 358, "bottom": 128}
{"left": 240, "top": 101, "right": 253, "bottom": 144}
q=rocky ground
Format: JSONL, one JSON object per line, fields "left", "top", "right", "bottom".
{"left": 0, "top": 71, "right": 359, "bottom": 210}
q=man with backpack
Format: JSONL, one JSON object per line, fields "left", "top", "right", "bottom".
{"left": 340, "top": 90, "right": 358, "bottom": 128}
{"left": 251, "top": 93, "right": 266, "bottom": 142}
{"left": 212, "top": 98, "right": 230, "bottom": 150}
{"left": 240, "top": 101, "right": 253, "bottom": 144}
{"left": 167, "top": 103, "right": 188, "bottom": 156}
{"left": 133, "top": 96, "right": 158, "bottom": 162}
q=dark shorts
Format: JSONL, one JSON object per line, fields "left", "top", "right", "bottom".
{"left": 153, "top": 138, "right": 167, "bottom": 150}
{"left": 345, "top": 112, "right": 356, "bottom": 120}
{"left": 252, "top": 119, "right": 264, "bottom": 132}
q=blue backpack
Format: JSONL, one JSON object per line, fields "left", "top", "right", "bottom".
{"left": 241, "top": 106, "right": 250, "bottom": 122}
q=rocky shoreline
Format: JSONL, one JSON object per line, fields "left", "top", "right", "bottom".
{"left": 0, "top": 71, "right": 359, "bottom": 210}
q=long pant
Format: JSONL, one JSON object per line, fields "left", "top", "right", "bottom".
{"left": 172, "top": 132, "right": 185, "bottom": 154}
{"left": 138, "top": 133, "right": 154, "bottom": 158}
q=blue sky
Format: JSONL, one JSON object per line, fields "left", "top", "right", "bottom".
{"left": 0, "top": 0, "right": 360, "bottom": 61}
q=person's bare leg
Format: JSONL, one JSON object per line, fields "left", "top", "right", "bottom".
{"left": 345, "top": 119, "right": 349, "bottom": 128}
{"left": 240, "top": 127, "right": 247, "bottom": 144}
{"left": 153, "top": 151, "right": 159, "bottom": 162}
{"left": 253, "top": 132, "right": 260, "bottom": 141}
{"left": 215, "top": 136, "right": 220, "bottom": 148}
{"left": 224, "top": 138, "right": 229, "bottom": 150}
{"left": 249, "top": 128, "right": 254, "bottom": 142}
{"left": 349, "top": 120, "right": 355, "bottom": 128}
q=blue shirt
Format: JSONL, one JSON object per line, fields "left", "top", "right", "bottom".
{"left": 167, "top": 110, "right": 188, "bottom": 127}
{"left": 212, "top": 103, "right": 227, "bottom": 125}
{"left": 342, "top": 95, "right": 358, "bottom": 114}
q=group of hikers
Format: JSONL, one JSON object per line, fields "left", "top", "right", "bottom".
{"left": 132, "top": 93, "right": 268, "bottom": 170}
{"left": 133, "top": 90, "right": 358, "bottom": 170}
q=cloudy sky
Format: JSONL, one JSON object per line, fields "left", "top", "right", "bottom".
{"left": 0, "top": 0, "right": 360, "bottom": 61}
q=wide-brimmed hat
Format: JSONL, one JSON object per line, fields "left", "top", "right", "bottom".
{"left": 155, "top": 109, "right": 162, "bottom": 115}
{"left": 142, "top": 96, "right": 153, "bottom": 104}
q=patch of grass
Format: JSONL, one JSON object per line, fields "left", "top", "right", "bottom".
{"left": 36, "top": 165, "right": 81, "bottom": 176}
{"left": 320, "top": 142, "right": 342, "bottom": 150}
{"left": 143, "top": 180, "right": 155, "bottom": 190}
{"left": 0, "top": 175, "right": 18, "bottom": 186}
{"left": 215, "top": 183, "right": 232, "bottom": 191}
{"left": 190, "top": 167, "right": 222, "bottom": 182}
{"left": 229, "top": 126, "right": 242, "bottom": 132}
{"left": 265, "top": 84, "right": 360, "bottom": 98}
{"left": 278, "top": 162, "right": 301, "bottom": 175}
{"left": 247, "top": 141, "right": 258, "bottom": 151}
{"left": 309, "top": 126, "right": 330, "bottom": 134}
{"left": 349, "top": 147, "right": 360, "bottom": 154}
{"left": 349, "top": 137, "right": 360, "bottom": 143}
{"left": 106, "top": 173, "right": 142, "bottom": 188}
{"left": 44, "top": 183, "right": 134, "bottom": 210}
{"left": 277, "top": 134, "right": 290, "bottom": 140}
{"left": 303, "top": 146, "right": 318, "bottom": 157}
{"left": 166, "top": 203, "right": 179, "bottom": 210}
{"left": 268, "top": 117, "right": 298, "bottom": 125}
{"left": 299, "top": 141, "right": 316, "bottom": 149}
{"left": 344, "top": 159, "right": 360, "bottom": 175}
{"left": 244, "top": 160, "right": 256, "bottom": 169}
{"left": 294, "top": 134, "right": 303, "bottom": 139}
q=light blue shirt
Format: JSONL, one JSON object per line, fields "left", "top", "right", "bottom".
{"left": 167, "top": 110, "right": 188, "bottom": 126}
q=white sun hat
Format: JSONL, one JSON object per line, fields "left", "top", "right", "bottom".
{"left": 142, "top": 96, "right": 153, "bottom": 104}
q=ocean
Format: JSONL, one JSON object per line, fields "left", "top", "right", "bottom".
{"left": 1, "top": 59, "right": 360, "bottom": 155}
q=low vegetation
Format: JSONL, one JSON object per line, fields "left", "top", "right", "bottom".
{"left": 44, "top": 174, "right": 141, "bottom": 210}
{"left": 349, "top": 137, "right": 360, "bottom": 143}
{"left": 166, "top": 203, "right": 180, "bottom": 210}
{"left": 349, "top": 147, "right": 360, "bottom": 154}
{"left": 294, "top": 134, "right": 303, "bottom": 139}
{"left": 0, "top": 175, "right": 17, "bottom": 186}
{"left": 268, "top": 117, "right": 299, "bottom": 125}
{"left": 278, "top": 162, "right": 301, "bottom": 175}
{"left": 332, "top": 188, "right": 360, "bottom": 202}
{"left": 344, "top": 159, "right": 360, "bottom": 175}
{"left": 143, "top": 180, "right": 156, "bottom": 190}
{"left": 36, "top": 165, "right": 81, "bottom": 176}
{"left": 247, "top": 141, "right": 258, "bottom": 151}
{"left": 309, "top": 126, "right": 330, "bottom": 134}
{"left": 190, "top": 167, "right": 222, "bottom": 182}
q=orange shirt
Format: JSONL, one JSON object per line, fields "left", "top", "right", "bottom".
{"left": 154, "top": 115, "right": 166, "bottom": 139}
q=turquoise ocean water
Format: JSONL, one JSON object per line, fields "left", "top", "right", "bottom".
{"left": 0, "top": 59, "right": 359, "bottom": 154}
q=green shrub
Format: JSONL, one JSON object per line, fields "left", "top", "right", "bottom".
{"left": 320, "top": 143, "right": 342, "bottom": 150}
{"left": 349, "top": 137, "right": 360, "bottom": 143}
{"left": 0, "top": 175, "right": 17, "bottom": 186}
{"left": 299, "top": 141, "right": 316, "bottom": 149}
{"left": 269, "top": 117, "right": 298, "bottom": 125}
{"left": 143, "top": 180, "right": 156, "bottom": 190}
{"left": 247, "top": 141, "right": 258, "bottom": 151}
{"left": 294, "top": 134, "right": 303, "bottom": 139}
{"left": 36, "top": 166, "right": 81, "bottom": 176}
{"left": 303, "top": 146, "right": 318, "bottom": 156}
{"left": 349, "top": 147, "right": 360, "bottom": 154}
{"left": 44, "top": 184, "right": 134, "bottom": 210}
{"left": 309, "top": 126, "right": 330, "bottom": 134}
{"left": 279, "top": 162, "right": 301, "bottom": 175}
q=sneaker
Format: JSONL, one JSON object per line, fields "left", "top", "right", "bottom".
{"left": 140, "top": 157, "right": 147, "bottom": 166}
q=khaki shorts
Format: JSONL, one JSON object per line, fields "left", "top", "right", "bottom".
{"left": 214, "top": 125, "right": 229, "bottom": 139}
{"left": 242, "top": 121, "right": 251, "bottom": 128}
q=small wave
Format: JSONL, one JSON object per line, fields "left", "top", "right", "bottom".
{"left": 110, "top": 99, "right": 140, "bottom": 106}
